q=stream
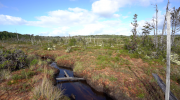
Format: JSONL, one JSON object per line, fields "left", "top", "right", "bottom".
{"left": 50, "top": 62, "right": 114, "bottom": 100}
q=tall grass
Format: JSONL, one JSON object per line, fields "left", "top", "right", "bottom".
{"left": 43, "top": 66, "right": 54, "bottom": 77}
{"left": 32, "top": 76, "right": 64, "bottom": 100}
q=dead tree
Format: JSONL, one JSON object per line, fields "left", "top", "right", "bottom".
{"left": 161, "top": 0, "right": 170, "bottom": 47}
{"left": 165, "top": 11, "right": 171, "bottom": 100}
{"left": 30, "top": 34, "right": 34, "bottom": 45}
{"left": 152, "top": 17, "right": 156, "bottom": 46}
{"left": 155, "top": 4, "right": 158, "bottom": 49}
{"left": 16, "top": 29, "right": 19, "bottom": 42}
{"left": 170, "top": 7, "right": 180, "bottom": 47}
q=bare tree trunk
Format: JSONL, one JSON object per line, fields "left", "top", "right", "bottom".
{"left": 94, "top": 38, "right": 95, "bottom": 45}
{"left": 39, "top": 39, "right": 42, "bottom": 47}
{"left": 165, "top": 11, "right": 171, "bottom": 100}
{"left": 155, "top": 4, "right": 158, "bottom": 49}
{"left": 152, "top": 17, "right": 156, "bottom": 47}
{"left": 16, "top": 30, "right": 19, "bottom": 42}
{"left": 30, "top": 35, "right": 34, "bottom": 45}
{"left": 161, "top": 0, "right": 169, "bottom": 47}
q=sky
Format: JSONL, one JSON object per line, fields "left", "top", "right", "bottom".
{"left": 0, "top": 0, "right": 180, "bottom": 36}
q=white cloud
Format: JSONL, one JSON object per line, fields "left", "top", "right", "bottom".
{"left": 113, "top": 14, "right": 121, "bottom": 18}
{"left": 40, "top": 20, "right": 131, "bottom": 36}
{"left": 92, "top": 0, "right": 123, "bottom": 17}
{"left": 123, "top": 16, "right": 129, "bottom": 19}
{"left": 0, "top": 14, "right": 27, "bottom": 25}
{"left": 26, "top": 7, "right": 100, "bottom": 27}
{"left": 91, "top": 0, "right": 164, "bottom": 17}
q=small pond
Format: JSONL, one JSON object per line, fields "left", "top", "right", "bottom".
{"left": 50, "top": 62, "right": 114, "bottom": 100}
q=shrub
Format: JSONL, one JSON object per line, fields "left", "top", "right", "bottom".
{"left": 0, "top": 49, "right": 27, "bottom": 71}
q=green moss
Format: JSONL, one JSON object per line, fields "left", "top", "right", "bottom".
{"left": 137, "top": 93, "right": 145, "bottom": 98}
{"left": 55, "top": 55, "right": 69, "bottom": 61}
{"left": 30, "top": 59, "right": 38, "bottom": 66}
{"left": 12, "top": 74, "right": 23, "bottom": 80}
{"left": 109, "top": 76, "right": 117, "bottom": 81}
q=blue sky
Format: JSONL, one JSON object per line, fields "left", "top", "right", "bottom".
{"left": 0, "top": 0, "right": 180, "bottom": 36}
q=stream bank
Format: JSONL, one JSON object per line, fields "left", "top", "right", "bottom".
{"left": 51, "top": 62, "right": 115, "bottom": 100}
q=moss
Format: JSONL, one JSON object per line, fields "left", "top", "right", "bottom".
{"left": 30, "top": 59, "right": 38, "bottom": 66}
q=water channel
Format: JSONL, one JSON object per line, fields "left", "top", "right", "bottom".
{"left": 50, "top": 62, "right": 114, "bottom": 100}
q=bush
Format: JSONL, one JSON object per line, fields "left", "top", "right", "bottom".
{"left": 0, "top": 49, "right": 28, "bottom": 71}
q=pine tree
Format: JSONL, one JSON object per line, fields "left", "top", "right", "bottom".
{"left": 142, "top": 22, "right": 153, "bottom": 46}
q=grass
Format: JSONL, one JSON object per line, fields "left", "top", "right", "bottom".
{"left": 55, "top": 55, "right": 69, "bottom": 61}
{"left": 12, "top": 74, "right": 23, "bottom": 80}
{"left": 43, "top": 66, "right": 54, "bottom": 77}
{"left": 137, "top": 93, "right": 145, "bottom": 98}
{"left": 30, "top": 59, "right": 38, "bottom": 66}
{"left": 73, "top": 61, "right": 84, "bottom": 72}
{"left": 109, "top": 76, "right": 117, "bottom": 81}
{"left": 92, "top": 73, "right": 117, "bottom": 82}
{"left": 11, "top": 69, "right": 35, "bottom": 82}
{"left": 32, "top": 76, "right": 64, "bottom": 100}
{"left": 7, "top": 80, "right": 18, "bottom": 85}
{"left": 96, "top": 54, "right": 131, "bottom": 70}
{"left": 0, "top": 69, "right": 11, "bottom": 80}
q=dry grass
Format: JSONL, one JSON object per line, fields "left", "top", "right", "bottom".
{"left": 32, "top": 76, "right": 64, "bottom": 100}
{"left": 43, "top": 66, "right": 54, "bottom": 77}
{"left": 30, "top": 65, "right": 36, "bottom": 71}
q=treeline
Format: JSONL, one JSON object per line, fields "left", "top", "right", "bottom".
{"left": 0, "top": 31, "right": 19, "bottom": 40}
{"left": 0, "top": 31, "right": 33, "bottom": 40}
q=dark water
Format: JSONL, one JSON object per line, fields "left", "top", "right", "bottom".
{"left": 50, "top": 62, "right": 114, "bottom": 100}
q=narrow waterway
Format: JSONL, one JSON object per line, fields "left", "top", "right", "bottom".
{"left": 50, "top": 62, "right": 114, "bottom": 100}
